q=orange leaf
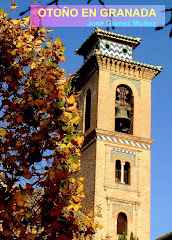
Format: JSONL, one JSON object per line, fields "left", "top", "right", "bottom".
{"left": 35, "top": 99, "right": 44, "bottom": 107}
{"left": 69, "top": 95, "right": 75, "bottom": 104}
{"left": 59, "top": 56, "right": 66, "bottom": 62}
{"left": 23, "top": 172, "right": 32, "bottom": 179}
{"left": 16, "top": 140, "right": 22, "bottom": 147}
{"left": 26, "top": 183, "right": 32, "bottom": 189}
{"left": 3, "top": 228, "right": 13, "bottom": 236}
{"left": 27, "top": 233, "right": 36, "bottom": 240}
{"left": 16, "top": 116, "right": 23, "bottom": 123}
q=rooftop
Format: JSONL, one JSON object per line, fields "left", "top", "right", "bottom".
{"left": 76, "top": 27, "right": 142, "bottom": 56}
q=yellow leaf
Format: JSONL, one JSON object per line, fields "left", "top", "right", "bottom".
{"left": 80, "top": 192, "right": 86, "bottom": 198}
{"left": 44, "top": 88, "right": 50, "bottom": 94}
{"left": 16, "top": 140, "right": 22, "bottom": 147}
{"left": 0, "top": 8, "right": 4, "bottom": 16}
{"left": 69, "top": 95, "right": 75, "bottom": 104}
{"left": 25, "top": 212, "right": 32, "bottom": 218}
{"left": 88, "top": 211, "right": 94, "bottom": 218}
{"left": 97, "top": 222, "right": 103, "bottom": 230}
{"left": 64, "top": 112, "right": 72, "bottom": 120}
{"left": 54, "top": 38, "right": 62, "bottom": 47}
{"left": 70, "top": 116, "right": 80, "bottom": 124}
{"left": 79, "top": 177, "right": 85, "bottom": 181}
{"left": 23, "top": 172, "right": 32, "bottom": 179}
{"left": 58, "top": 84, "right": 65, "bottom": 90}
{"left": 73, "top": 203, "right": 81, "bottom": 212}
{"left": 39, "top": 28, "right": 46, "bottom": 34}
{"left": 67, "top": 204, "right": 74, "bottom": 210}
{"left": 72, "top": 196, "right": 81, "bottom": 203}
{"left": 70, "top": 178, "right": 76, "bottom": 183}
{"left": 79, "top": 184, "right": 84, "bottom": 192}
{"left": 30, "top": 62, "right": 36, "bottom": 69}
{"left": 23, "top": 202, "right": 29, "bottom": 207}
{"left": 11, "top": 19, "right": 20, "bottom": 25}
{"left": 0, "top": 130, "right": 7, "bottom": 137}
{"left": 11, "top": 3, "right": 18, "bottom": 10}
{"left": 16, "top": 41, "right": 22, "bottom": 48}
{"left": 60, "top": 144, "right": 66, "bottom": 149}
{"left": 77, "top": 136, "right": 84, "bottom": 146}
{"left": 11, "top": 49, "right": 17, "bottom": 55}
{"left": 72, "top": 163, "right": 79, "bottom": 170}
{"left": 59, "top": 56, "right": 66, "bottom": 62}
{"left": 97, "top": 213, "right": 102, "bottom": 218}
{"left": 46, "top": 41, "right": 52, "bottom": 48}
{"left": 21, "top": 16, "right": 30, "bottom": 26}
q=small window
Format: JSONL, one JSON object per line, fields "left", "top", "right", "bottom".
{"left": 122, "top": 47, "right": 128, "bottom": 54}
{"left": 124, "top": 162, "right": 130, "bottom": 185}
{"left": 117, "top": 212, "right": 127, "bottom": 235}
{"left": 85, "top": 89, "right": 91, "bottom": 131}
{"left": 115, "top": 160, "right": 121, "bottom": 182}
{"left": 105, "top": 43, "right": 110, "bottom": 49}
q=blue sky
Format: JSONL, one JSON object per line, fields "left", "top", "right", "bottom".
{"left": 1, "top": 0, "right": 172, "bottom": 239}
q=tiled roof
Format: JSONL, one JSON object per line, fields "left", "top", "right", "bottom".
{"left": 156, "top": 232, "right": 172, "bottom": 240}
{"left": 76, "top": 27, "right": 141, "bottom": 56}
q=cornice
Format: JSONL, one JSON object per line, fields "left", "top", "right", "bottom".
{"left": 96, "top": 128, "right": 154, "bottom": 147}
{"left": 73, "top": 51, "right": 162, "bottom": 91}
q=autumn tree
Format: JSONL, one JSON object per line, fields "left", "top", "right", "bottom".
{"left": 0, "top": 6, "right": 99, "bottom": 240}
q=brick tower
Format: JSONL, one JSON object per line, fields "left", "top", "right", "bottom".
{"left": 74, "top": 28, "right": 162, "bottom": 240}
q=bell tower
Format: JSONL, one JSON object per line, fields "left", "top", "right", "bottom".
{"left": 74, "top": 28, "right": 162, "bottom": 240}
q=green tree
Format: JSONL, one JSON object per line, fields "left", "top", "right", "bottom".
{"left": 0, "top": 4, "right": 99, "bottom": 240}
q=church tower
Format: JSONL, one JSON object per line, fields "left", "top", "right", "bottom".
{"left": 74, "top": 28, "right": 162, "bottom": 240}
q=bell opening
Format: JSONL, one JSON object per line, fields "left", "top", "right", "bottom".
{"left": 115, "top": 118, "right": 130, "bottom": 134}
{"left": 115, "top": 84, "right": 134, "bottom": 135}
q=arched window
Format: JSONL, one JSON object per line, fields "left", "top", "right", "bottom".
{"left": 115, "top": 160, "right": 121, "bottom": 182}
{"left": 115, "top": 85, "right": 134, "bottom": 134}
{"left": 85, "top": 89, "right": 91, "bottom": 131}
{"left": 117, "top": 212, "right": 127, "bottom": 235}
{"left": 124, "top": 162, "right": 130, "bottom": 185}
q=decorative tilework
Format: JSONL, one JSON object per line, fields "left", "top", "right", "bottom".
{"left": 82, "top": 134, "right": 150, "bottom": 152}
{"left": 97, "top": 135, "right": 150, "bottom": 149}
{"left": 113, "top": 204, "right": 133, "bottom": 219}
{"left": 110, "top": 74, "right": 140, "bottom": 96}
{"left": 111, "top": 148, "right": 136, "bottom": 166}
{"left": 100, "top": 40, "right": 133, "bottom": 60}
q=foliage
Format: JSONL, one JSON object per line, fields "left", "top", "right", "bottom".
{"left": 130, "top": 232, "right": 139, "bottom": 240}
{"left": 118, "top": 233, "right": 127, "bottom": 240}
{"left": 118, "top": 232, "right": 139, "bottom": 240}
{"left": 0, "top": 6, "right": 100, "bottom": 240}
